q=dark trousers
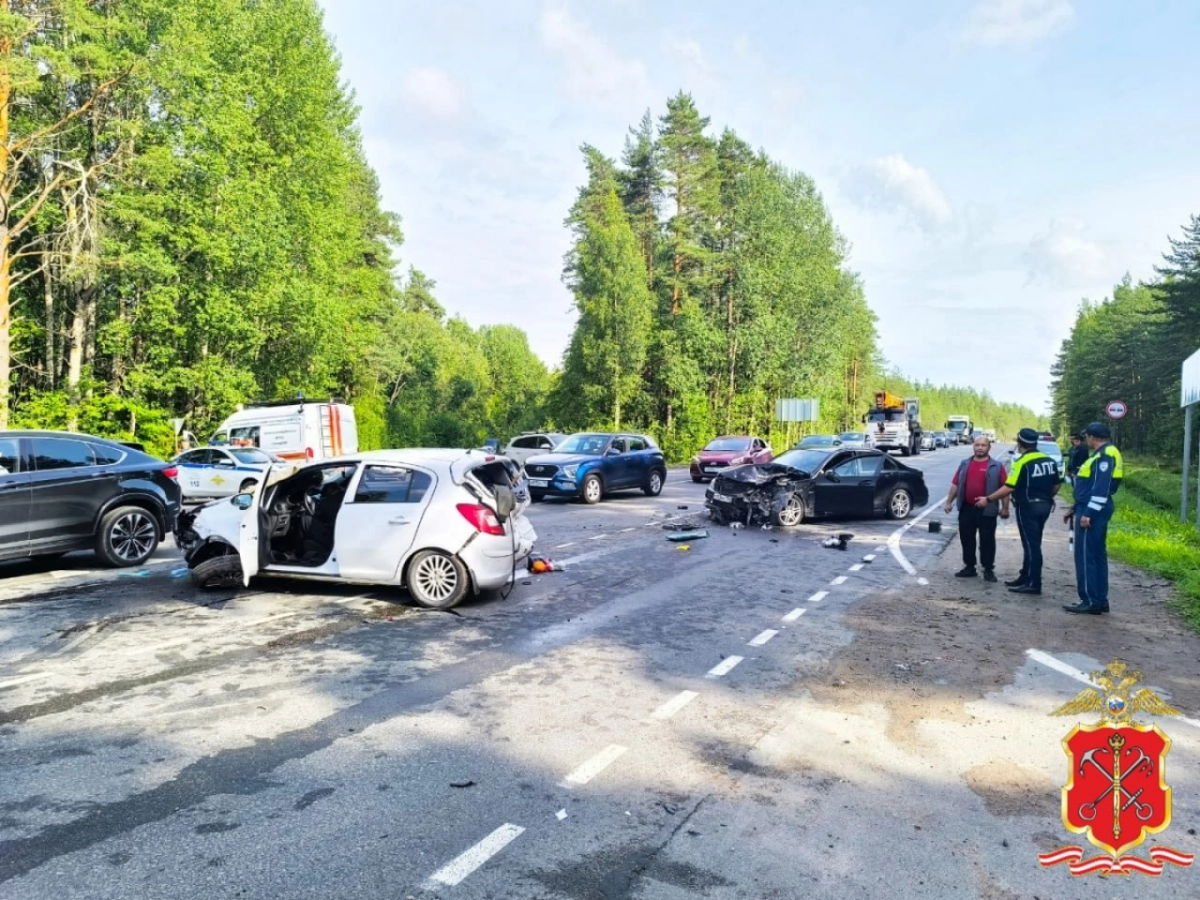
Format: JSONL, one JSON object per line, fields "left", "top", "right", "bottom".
{"left": 1015, "top": 502, "right": 1051, "bottom": 590}
{"left": 958, "top": 505, "right": 997, "bottom": 570}
{"left": 1074, "top": 505, "right": 1112, "bottom": 609}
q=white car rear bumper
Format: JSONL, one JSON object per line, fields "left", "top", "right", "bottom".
{"left": 460, "top": 515, "right": 537, "bottom": 591}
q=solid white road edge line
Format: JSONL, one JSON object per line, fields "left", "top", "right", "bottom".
{"left": 1026, "top": 649, "right": 1200, "bottom": 730}
{"left": 782, "top": 608, "right": 806, "bottom": 622}
{"left": 807, "top": 591, "right": 828, "bottom": 603}
{"left": 831, "top": 576, "right": 847, "bottom": 586}
{"left": 887, "top": 494, "right": 947, "bottom": 576}
{"left": 706, "top": 656, "right": 743, "bottom": 678}
{"left": 650, "top": 690, "right": 698, "bottom": 720}
{"left": 427, "top": 823, "right": 525, "bottom": 887}
{"left": 561, "top": 744, "right": 628, "bottom": 787}
{"left": 747, "top": 629, "right": 778, "bottom": 647}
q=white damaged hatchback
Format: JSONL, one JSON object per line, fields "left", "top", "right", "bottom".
{"left": 174, "top": 449, "right": 536, "bottom": 609}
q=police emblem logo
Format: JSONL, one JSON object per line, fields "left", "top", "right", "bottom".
{"left": 1100, "top": 461, "right": 1110, "bottom": 472}
{"left": 1040, "top": 659, "right": 1195, "bottom": 877}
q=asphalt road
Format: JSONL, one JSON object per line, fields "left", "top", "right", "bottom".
{"left": 3, "top": 445, "right": 1198, "bottom": 898}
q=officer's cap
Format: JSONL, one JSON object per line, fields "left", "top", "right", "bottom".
{"left": 1016, "top": 427, "right": 1040, "bottom": 446}
{"left": 1083, "top": 422, "right": 1111, "bottom": 439}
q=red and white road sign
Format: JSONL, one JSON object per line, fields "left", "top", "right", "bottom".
{"left": 1105, "top": 400, "right": 1127, "bottom": 419}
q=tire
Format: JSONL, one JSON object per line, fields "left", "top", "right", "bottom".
{"left": 95, "top": 505, "right": 160, "bottom": 567}
{"left": 912, "top": 439, "right": 920, "bottom": 456}
{"left": 691, "top": 476, "right": 704, "bottom": 484}
{"left": 580, "top": 474, "right": 603, "bottom": 505}
{"left": 239, "top": 478, "right": 258, "bottom": 493}
{"left": 886, "top": 488, "right": 913, "bottom": 520}
{"left": 191, "top": 553, "right": 244, "bottom": 589}
{"left": 407, "top": 550, "right": 470, "bottom": 610}
{"left": 643, "top": 469, "right": 665, "bottom": 496}
{"left": 771, "top": 493, "right": 806, "bottom": 527}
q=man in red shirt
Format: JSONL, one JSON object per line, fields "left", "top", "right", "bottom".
{"left": 943, "top": 436, "right": 1010, "bottom": 582}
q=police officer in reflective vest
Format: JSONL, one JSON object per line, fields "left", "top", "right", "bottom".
{"left": 975, "top": 428, "right": 1060, "bottom": 595}
{"left": 1063, "top": 421, "right": 1123, "bottom": 615}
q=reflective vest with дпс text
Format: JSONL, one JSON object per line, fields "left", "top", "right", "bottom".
{"left": 1074, "top": 442, "right": 1123, "bottom": 515}
{"left": 1004, "top": 450, "right": 1059, "bottom": 505}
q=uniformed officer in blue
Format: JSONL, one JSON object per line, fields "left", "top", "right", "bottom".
{"left": 1062, "top": 421, "right": 1123, "bottom": 615}
{"left": 975, "top": 427, "right": 1060, "bottom": 594}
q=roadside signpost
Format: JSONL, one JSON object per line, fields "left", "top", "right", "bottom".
{"left": 774, "top": 398, "right": 819, "bottom": 448}
{"left": 1105, "top": 400, "right": 1127, "bottom": 419}
{"left": 1182, "top": 349, "right": 1200, "bottom": 527}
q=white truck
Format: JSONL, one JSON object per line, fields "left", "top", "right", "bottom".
{"left": 865, "top": 391, "right": 922, "bottom": 456}
{"left": 202, "top": 399, "right": 359, "bottom": 463}
{"left": 945, "top": 415, "right": 973, "bottom": 445}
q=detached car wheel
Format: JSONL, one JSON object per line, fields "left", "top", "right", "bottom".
{"left": 407, "top": 550, "right": 470, "bottom": 609}
{"left": 580, "top": 474, "right": 603, "bottom": 505}
{"left": 643, "top": 469, "right": 664, "bottom": 497}
{"left": 96, "top": 506, "right": 159, "bottom": 567}
{"left": 191, "top": 554, "right": 244, "bottom": 589}
{"left": 887, "top": 488, "right": 913, "bottom": 520}
{"left": 771, "top": 493, "right": 806, "bottom": 527}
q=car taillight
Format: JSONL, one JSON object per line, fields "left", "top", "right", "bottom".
{"left": 457, "top": 503, "right": 505, "bottom": 536}
{"left": 162, "top": 466, "right": 179, "bottom": 479}
{"left": 306, "top": 447, "right": 314, "bottom": 459}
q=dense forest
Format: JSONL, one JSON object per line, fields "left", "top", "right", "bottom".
{"left": 548, "top": 99, "right": 1040, "bottom": 456}
{"left": 1050, "top": 216, "right": 1200, "bottom": 456}
{"left": 1, "top": 1, "right": 1036, "bottom": 460}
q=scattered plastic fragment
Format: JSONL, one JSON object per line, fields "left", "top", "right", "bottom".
{"left": 556, "top": 809, "right": 568, "bottom": 821}
{"left": 677, "top": 505, "right": 689, "bottom": 510}
{"left": 928, "top": 521, "right": 942, "bottom": 533}
{"left": 449, "top": 780, "right": 476, "bottom": 789}
{"left": 666, "top": 530, "right": 708, "bottom": 542}
{"left": 677, "top": 545, "right": 690, "bottom": 552}
{"left": 527, "top": 556, "right": 560, "bottom": 573}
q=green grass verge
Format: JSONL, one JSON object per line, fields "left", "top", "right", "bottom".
{"left": 1063, "top": 456, "right": 1200, "bottom": 629}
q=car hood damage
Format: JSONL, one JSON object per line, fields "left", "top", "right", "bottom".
{"left": 707, "top": 464, "right": 808, "bottom": 524}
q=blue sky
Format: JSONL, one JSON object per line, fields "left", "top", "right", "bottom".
{"left": 317, "top": 0, "right": 1200, "bottom": 414}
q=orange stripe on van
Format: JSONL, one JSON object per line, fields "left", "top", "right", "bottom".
{"left": 331, "top": 405, "right": 342, "bottom": 457}
{"left": 277, "top": 451, "right": 307, "bottom": 461}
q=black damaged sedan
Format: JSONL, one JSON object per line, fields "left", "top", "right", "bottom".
{"left": 704, "top": 447, "right": 929, "bottom": 527}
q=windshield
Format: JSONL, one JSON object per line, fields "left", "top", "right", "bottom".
{"left": 704, "top": 438, "right": 751, "bottom": 452}
{"left": 1038, "top": 442, "right": 1061, "bottom": 457}
{"left": 839, "top": 432, "right": 865, "bottom": 441}
{"left": 799, "top": 435, "right": 835, "bottom": 446}
{"left": 230, "top": 448, "right": 273, "bottom": 464}
{"left": 773, "top": 448, "right": 833, "bottom": 474}
{"left": 867, "top": 411, "right": 906, "bottom": 423}
{"left": 947, "top": 421, "right": 969, "bottom": 432}
{"left": 555, "top": 433, "right": 611, "bottom": 455}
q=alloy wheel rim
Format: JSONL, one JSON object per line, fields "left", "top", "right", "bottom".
{"left": 585, "top": 479, "right": 600, "bottom": 501}
{"left": 892, "top": 492, "right": 910, "bottom": 517}
{"left": 650, "top": 473, "right": 661, "bottom": 493}
{"left": 780, "top": 497, "right": 803, "bottom": 526}
{"left": 415, "top": 555, "right": 458, "bottom": 602}
{"left": 112, "top": 512, "right": 156, "bottom": 562}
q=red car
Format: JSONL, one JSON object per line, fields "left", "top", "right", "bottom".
{"left": 690, "top": 435, "right": 774, "bottom": 483}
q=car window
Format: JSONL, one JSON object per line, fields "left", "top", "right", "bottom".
{"left": 832, "top": 457, "right": 862, "bottom": 478}
{"left": 178, "top": 449, "right": 210, "bottom": 465}
{"left": 0, "top": 438, "right": 19, "bottom": 474}
{"left": 627, "top": 436, "right": 646, "bottom": 452}
{"left": 858, "top": 455, "right": 883, "bottom": 476}
{"left": 212, "top": 451, "right": 237, "bottom": 467}
{"left": 91, "top": 444, "right": 126, "bottom": 466}
{"left": 510, "top": 436, "right": 537, "bottom": 450}
{"left": 32, "top": 437, "right": 96, "bottom": 471}
{"left": 882, "top": 456, "right": 899, "bottom": 471}
{"left": 354, "top": 465, "right": 433, "bottom": 503}
{"left": 610, "top": 438, "right": 627, "bottom": 454}
{"left": 230, "top": 448, "right": 272, "bottom": 465}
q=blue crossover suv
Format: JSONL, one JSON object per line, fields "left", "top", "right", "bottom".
{"left": 522, "top": 432, "right": 667, "bottom": 504}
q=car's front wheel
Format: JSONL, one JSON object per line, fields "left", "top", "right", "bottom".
{"left": 407, "top": 550, "right": 470, "bottom": 609}
{"left": 239, "top": 478, "right": 258, "bottom": 493}
{"left": 643, "top": 469, "right": 665, "bottom": 496}
{"left": 886, "top": 488, "right": 913, "bottom": 520}
{"left": 191, "top": 553, "right": 243, "bottom": 589}
{"left": 96, "top": 505, "right": 160, "bottom": 567}
{"left": 580, "top": 474, "right": 603, "bottom": 505}
{"left": 771, "top": 493, "right": 806, "bottom": 527}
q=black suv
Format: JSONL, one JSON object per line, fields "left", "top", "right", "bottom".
{"left": 0, "top": 431, "right": 182, "bottom": 567}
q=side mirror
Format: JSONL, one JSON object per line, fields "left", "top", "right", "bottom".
{"left": 824, "top": 471, "right": 841, "bottom": 483}
{"left": 606, "top": 447, "right": 621, "bottom": 456}
{"left": 232, "top": 492, "right": 254, "bottom": 510}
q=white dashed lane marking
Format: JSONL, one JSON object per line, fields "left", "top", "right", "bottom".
{"left": 706, "top": 656, "right": 743, "bottom": 678}
{"left": 831, "top": 576, "right": 847, "bottom": 586}
{"left": 849, "top": 564, "right": 864, "bottom": 572}
{"left": 807, "top": 591, "right": 828, "bottom": 603}
{"left": 561, "top": 745, "right": 628, "bottom": 787}
{"left": 427, "top": 823, "right": 525, "bottom": 887}
{"left": 782, "top": 608, "right": 806, "bottom": 622}
{"left": 747, "top": 629, "right": 778, "bottom": 647}
{"left": 650, "top": 690, "right": 698, "bottom": 721}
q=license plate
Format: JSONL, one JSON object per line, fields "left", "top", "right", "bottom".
{"left": 528, "top": 478, "right": 550, "bottom": 488}
{"left": 704, "top": 467, "right": 717, "bottom": 473}
{"left": 713, "top": 492, "right": 732, "bottom": 503}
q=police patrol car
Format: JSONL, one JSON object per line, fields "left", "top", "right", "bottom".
{"left": 171, "top": 445, "right": 290, "bottom": 501}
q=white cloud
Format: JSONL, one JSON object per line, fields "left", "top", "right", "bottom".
{"left": 400, "top": 67, "right": 467, "bottom": 121}
{"left": 538, "top": 5, "right": 651, "bottom": 108}
{"left": 843, "top": 154, "right": 954, "bottom": 232}
{"left": 965, "top": 0, "right": 1074, "bottom": 46}
{"left": 1024, "top": 218, "right": 1108, "bottom": 285}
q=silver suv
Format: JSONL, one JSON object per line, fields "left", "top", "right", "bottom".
{"left": 503, "top": 432, "right": 566, "bottom": 468}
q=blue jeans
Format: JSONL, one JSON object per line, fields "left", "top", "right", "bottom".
{"left": 1015, "top": 502, "right": 1051, "bottom": 589}
{"left": 1074, "top": 505, "right": 1113, "bottom": 609}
